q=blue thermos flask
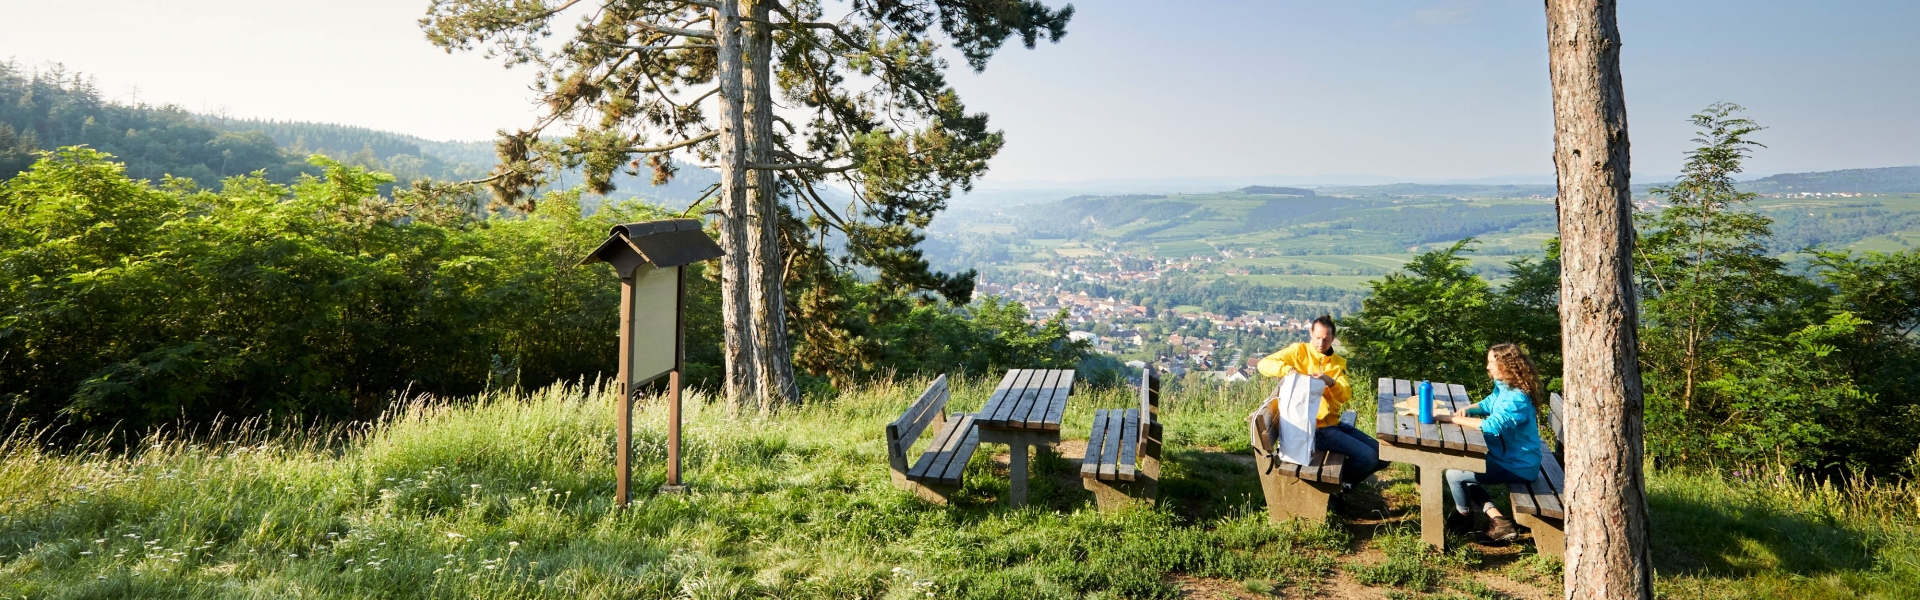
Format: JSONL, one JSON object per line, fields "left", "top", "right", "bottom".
{"left": 1418, "top": 381, "right": 1434, "bottom": 424}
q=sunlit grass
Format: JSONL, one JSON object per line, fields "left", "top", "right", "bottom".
{"left": 1, "top": 377, "right": 1914, "bottom": 598}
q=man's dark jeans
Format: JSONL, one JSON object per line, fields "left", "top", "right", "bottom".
{"left": 1314, "top": 423, "right": 1383, "bottom": 485}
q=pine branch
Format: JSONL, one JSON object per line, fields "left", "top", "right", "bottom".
{"left": 630, "top": 130, "right": 719, "bottom": 153}
{"left": 749, "top": 161, "right": 856, "bottom": 173}
{"left": 603, "top": 43, "right": 716, "bottom": 51}
{"left": 638, "top": 20, "right": 716, "bottom": 39}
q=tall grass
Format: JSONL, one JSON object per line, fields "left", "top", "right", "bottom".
{"left": 2, "top": 376, "right": 1915, "bottom": 599}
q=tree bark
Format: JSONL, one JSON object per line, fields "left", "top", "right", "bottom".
{"left": 713, "top": 0, "right": 757, "bottom": 412}
{"left": 1544, "top": 1, "right": 1653, "bottom": 598}
{"left": 742, "top": 0, "right": 798, "bottom": 409}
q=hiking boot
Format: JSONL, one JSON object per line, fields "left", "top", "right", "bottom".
{"left": 1446, "top": 512, "right": 1475, "bottom": 535}
{"left": 1485, "top": 516, "right": 1520, "bottom": 541}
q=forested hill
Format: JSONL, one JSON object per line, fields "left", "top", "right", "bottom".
{"left": 0, "top": 63, "right": 715, "bottom": 206}
{"left": 1744, "top": 166, "right": 1920, "bottom": 194}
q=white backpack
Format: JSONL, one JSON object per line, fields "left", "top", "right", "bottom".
{"left": 1272, "top": 373, "right": 1325, "bottom": 466}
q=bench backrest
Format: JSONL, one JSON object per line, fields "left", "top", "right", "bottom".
{"left": 886, "top": 375, "right": 950, "bottom": 469}
{"left": 1547, "top": 392, "right": 1564, "bottom": 456}
{"left": 1138, "top": 366, "right": 1162, "bottom": 459}
{"left": 1249, "top": 396, "right": 1279, "bottom": 458}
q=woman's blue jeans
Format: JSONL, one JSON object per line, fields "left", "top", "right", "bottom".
{"left": 1445, "top": 464, "right": 1532, "bottom": 512}
{"left": 1313, "top": 423, "right": 1383, "bottom": 485}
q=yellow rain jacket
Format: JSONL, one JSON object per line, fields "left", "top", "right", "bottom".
{"left": 1257, "top": 342, "right": 1352, "bottom": 428}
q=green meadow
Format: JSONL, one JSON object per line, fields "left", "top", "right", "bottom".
{"left": 5, "top": 378, "right": 1915, "bottom": 599}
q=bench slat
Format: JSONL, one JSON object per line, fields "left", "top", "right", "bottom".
{"left": 907, "top": 412, "right": 969, "bottom": 481}
{"left": 1099, "top": 409, "right": 1123, "bottom": 481}
{"left": 1549, "top": 392, "right": 1565, "bottom": 455}
{"left": 986, "top": 369, "right": 1039, "bottom": 427}
{"left": 983, "top": 371, "right": 1029, "bottom": 426}
{"left": 1534, "top": 444, "right": 1568, "bottom": 519}
{"left": 887, "top": 375, "right": 949, "bottom": 458}
{"left": 1041, "top": 369, "right": 1076, "bottom": 431}
{"left": 1008, "top": 369, "right": 1049, "bottom": 428}
{"left": 1375, "top": 377, "right": 1397, "bottom": 440}
{"left": 1021, "top": 369, "right": 1065, "bottom": 429}
{"left": 1510, "top": 484, "right": 1541, "bottom": 514}
{"left": 1117, "top": 408, "right": 1140, "bottom": 481}
{"left": 937, "top": 418, "right": 981, "bottom": 486}
{"left": 1416, "top": 381, "right": 1444, "bottom": 448}
{"left": 1299, "top": 449, "right": 1326, "bottom": 483}
{"left": 924, "top": 413, "right": 976, "bottom": 484}
{"left": 1434, "top": 383, "right": 1467, "bottom": 451}
{"left": 1449, "top": 383, "right": 1489, "bottom": 453}
{"left": 1394, "top": 379, "right": 1421, "bottom": 444}
{"left": 1318, "top": 450, "right": 1346, "bottom": 484}
{"left": 1082, "top": 408, "right": 1111, "bottom": 478}
{"left": 1009, "top": 369, "right": 1051, "bottom": 429}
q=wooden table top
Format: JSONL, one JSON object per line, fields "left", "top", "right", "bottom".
{"left": 1374, "top": 377, "right": 1489, "bottom": 455}
{"left": 975, "top": 369, "right": 1076, "bottom": 432}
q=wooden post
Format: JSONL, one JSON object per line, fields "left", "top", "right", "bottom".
{"left": 663, "top": 264, "right": 687, "bottom": 492}
{"left": 615, "top": 276, "right": 636, "bottom": 507}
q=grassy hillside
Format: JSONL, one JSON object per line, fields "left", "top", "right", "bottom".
{"left": 4, "top": 378, "right": 1915, "bottom": 599}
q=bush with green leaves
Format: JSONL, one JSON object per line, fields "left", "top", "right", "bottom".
{"left": 1, "top": 147, "right": 1083, "bottom": 435}
{"left": 1341, "top": 239, "right": 1562, "bottom": 398}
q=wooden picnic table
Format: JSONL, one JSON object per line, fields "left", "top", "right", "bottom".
{"left": 1373, "top": 377, "right": 1491, "bottom": 550}
{"left": 973, "top": 368, "right": 1076, "bottom": 507}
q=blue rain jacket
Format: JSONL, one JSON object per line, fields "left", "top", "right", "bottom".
{"left": 1464, "top": 381, "right": 1543, "bottom": 481}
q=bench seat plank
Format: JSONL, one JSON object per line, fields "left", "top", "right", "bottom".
{"left": 1117, "top": 408, "right": 1140, "bottom": 481}
{"left": 935, "top": 418, "right": 981, "bottom": 486}
{"left": 1534, "top": 445, "right": 1567, "bottom": 519}
{"left": 1317, "top": 450, "right": 1346, "bottom": 484}
{"left": 1300, "top": 450, "right": 1328, "bottom": 483}
{"left": 1081, "top": 407, "right": 1111, "bottom": 478}
{"left": 1099, "top": 409, "right": 1123, "bottom": 480}
{"left": 907, "top": 413, "right": 974, "bottom": 482}
{"left": 1509, "top": 484, "right": 1541, "bottom": 514}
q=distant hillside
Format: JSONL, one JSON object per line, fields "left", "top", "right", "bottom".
{"left": 1312, "top": 183, "right": 1557, "bottom": 198}
{"left": 1, "top": 63, "right": 318, "bottom": 183}
{"left": 0, "top": 62, "right": 715, "bottom": 208}
{"left": 1240, "top": 186, "right": 1316, "bottom": 196}
{"left": 202, "top": 117, "right": 719, "bottom": 208}
{"left": 1742, "top": 166, "right": 1920, "bottom": 194}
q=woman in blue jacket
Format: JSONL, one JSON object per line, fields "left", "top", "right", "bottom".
{"left": 1435, "top": 343, "right": 1546, "bottom": 542}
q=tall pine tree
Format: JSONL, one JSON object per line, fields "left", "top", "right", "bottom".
{"left": 420, "top": 0, "right": 1071, "bottom": 409}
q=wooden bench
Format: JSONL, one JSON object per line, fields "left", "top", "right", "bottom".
{"left": 885, "top": 375, "right": 980, "bottom": 505}
{"left": 1507, "top": 392, "right": 1568, "bottom": 557}
{"left": 1080, "top": 367, "right": 1163, "bottom": 510}
{"left": 1250, "top": 396, "right": 1359, "bottom": 523}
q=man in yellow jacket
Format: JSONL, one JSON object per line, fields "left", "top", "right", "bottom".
{"left": 1257, "top": 315, "right": 1382, "bottom": 486}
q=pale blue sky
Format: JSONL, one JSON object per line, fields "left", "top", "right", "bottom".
{"left": 3, "top": 0, "right": 1915, "bottom": 184}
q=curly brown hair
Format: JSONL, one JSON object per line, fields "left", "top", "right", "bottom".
{"left": 1488, "top": 343, "right": 1545, "bottom": 403}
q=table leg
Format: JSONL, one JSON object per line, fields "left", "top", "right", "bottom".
{"left": 1009, "top": 443, "right": 1030, "bottom": 507}
{"left": 1420, "top": 464, "right": 1446, "bottom": 550}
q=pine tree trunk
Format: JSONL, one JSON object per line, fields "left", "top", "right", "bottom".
{"left": 742, "top": 0, "right": 798, "bottom": 409}
{"left": 1544, "top": 1, "right": 1653, "bottom": 598}
{"left": 713, "top": 0, "right": 757, "bottom": 412}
